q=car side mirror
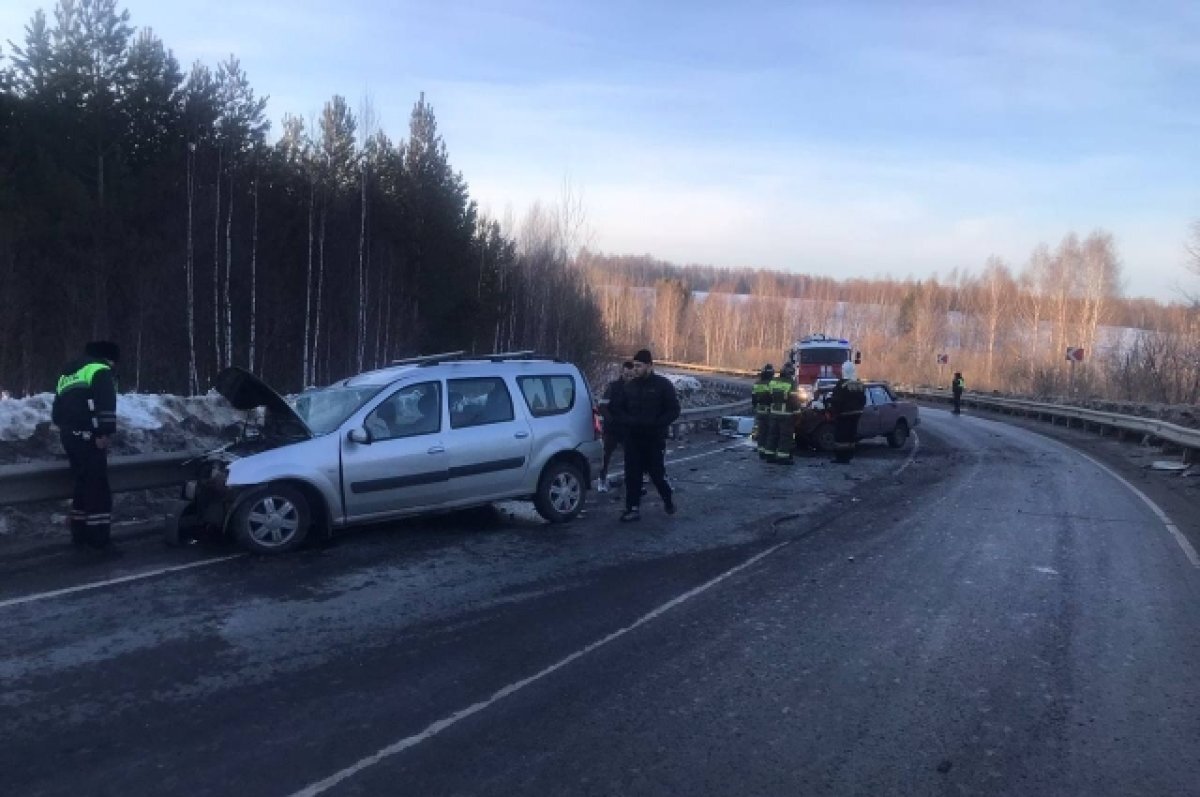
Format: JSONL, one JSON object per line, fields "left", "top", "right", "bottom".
{"left": 348, "top": 427, "right": 372, "bottom": 445}
{"left": 854, "top": 351, "right": 862, "bottom": 364}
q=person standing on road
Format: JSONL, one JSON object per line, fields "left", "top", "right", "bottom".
{"left": 829, "top": 361, "right": 867, "bottom": 464}
{"left": 597, "top": 360, "right": 635, "bottom": 492}
{"left": 765, "top": 363, "right": 800, "bottom": 463}
{"left": 752, "top": 363, "right": 774, "bottom": 454}
{"left": 952, "top": 371, "right": 965, "bottom": 415}
{"left": 52, "top": 341, "right": 120, "bottom": 552}
{"left": 610, "top": 349, "right": 680, "bottom": 522}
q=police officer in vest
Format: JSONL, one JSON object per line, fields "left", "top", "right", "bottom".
{"left": 52, "top": 341, "right": 120, "bottom": 551}
{"left": 752, "top": 364, "right": 774, "bottom": 454}
{"left": 951, "top": 372, "right": 965, "bottom": 415}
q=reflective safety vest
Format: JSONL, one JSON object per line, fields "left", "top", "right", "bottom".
{"left": 56, "top": 363, "right": 111, "bottom": 396}
{"left": 53, "top": 359, "right": 117, "bottom": 434}
{"left": 768, "top": 378, "right": 793, "bottom": 412}
{"left": 752, "top": 381, "right": 771, "bottom": 411}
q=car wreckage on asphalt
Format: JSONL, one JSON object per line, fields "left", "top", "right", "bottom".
{"left": 167, "top": 352, "right": 603, "bottom": 554}
{"left": 797, "top": 380, "right": 920, "bottom": 452}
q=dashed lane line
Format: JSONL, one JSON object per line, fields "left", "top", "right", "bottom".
{"left": 286, "top": 539, "right": 793, "bottom": 797}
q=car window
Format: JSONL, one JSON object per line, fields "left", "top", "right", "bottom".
{"left": 448, "top": 377, "right": 515, "bottom": 429}
{"left": 292, "top": 385, "right": 383, "bottom": 435}
{"left": 868, "top": 386, "right": 892, "bottom": 405}
{"left": 517, "top": 375, "right": 576, "bottom": 417}
{"left": 365, "top": 382, "right": 441, "bottom": 441}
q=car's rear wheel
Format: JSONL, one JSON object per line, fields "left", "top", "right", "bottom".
{"left": 534, "top": 461, "right": 585, "bottom": 523}
{"left": 812, "top": 423, "right": 837, "bottom": 452}
{"left": 232, "top": 484, "right": 311, "bottom": 554}
{"left": 887, "top": 420, "right": 909, "bottom": 448}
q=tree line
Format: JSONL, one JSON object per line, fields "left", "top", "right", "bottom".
{"left": 583, "top": 231, "right": 1200, "bottom": 406}
{"left": 0, "top": 0, "right": 604, "bottom": 397}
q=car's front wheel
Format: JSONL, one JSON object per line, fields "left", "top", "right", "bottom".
{"left": 534, "top": 461, "right": 585, "bottom": 523}
{"left": 232, "top": 484, "right": 311, "bottom": 554}
{"left": 163, "top": 500, "right": 201, "bottom": 547}
{"left": 887, "top": 420, "right": 910, "bottom": 448}
{"left": 812, "top": 423, "right": 837, "bottom": 452}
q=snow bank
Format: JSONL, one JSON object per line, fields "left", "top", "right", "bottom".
{"left": 0, "top": 390, "right": 242, "bottom": 442}
{"left": 663, "top": 374, "right": 702, "bottom": 393}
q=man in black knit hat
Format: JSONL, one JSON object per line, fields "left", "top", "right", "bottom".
{"left": 609, "top": 348, "right": 680, "bottom": 522}
{"left": 52, "top": 341, "right": 120, "bottom": 552}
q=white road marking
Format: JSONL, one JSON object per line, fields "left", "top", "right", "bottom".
{"left": 1064, "top": 447, "right": 1200, "bottom": 568}
{"left": 893, "top": 430, "right": 921, "bottom": 477}
{"left": 4, "top": 444, "right": 738, "bottom": 611}
{"left": 0, "top": 554, "right": 245, "bottom": 610}
{"left": 287, "top": 539, "right": 792, "bottom": 797}
{"left": 607, "top": 442, "right": 735, "bottom": 482}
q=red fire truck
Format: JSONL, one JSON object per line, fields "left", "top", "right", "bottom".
{"left": 786, "top": 334, "right": 860, "bottom": 385}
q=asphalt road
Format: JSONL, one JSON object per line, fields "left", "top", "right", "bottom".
{"left": 2, "top": 415, "right": 1198, "bottom": 797}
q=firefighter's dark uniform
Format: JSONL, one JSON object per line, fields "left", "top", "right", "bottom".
{"left": 952, "top": 373, "right": 965, "bottom": 414}
{"left": 763, "top": 370, "right": 797, "bottom": 462}
{"left": 752, "top": 366, "right": 774, "bottom": 452}
{"left": 830, "top": 378, "right": 867, "bottom": 464}
{"left": 52, "top": 347, "right": 119, "bottom": 548}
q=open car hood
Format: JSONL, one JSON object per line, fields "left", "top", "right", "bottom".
{"left": 214, "top": 367, "right": 312, "bottom": 439}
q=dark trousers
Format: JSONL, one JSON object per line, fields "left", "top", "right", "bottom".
{"left": 752, "top": 407, "right": 768, "bottom": 443}
{"left": 601, "top": 432, "right": 622, "bottom": 478}
{"left": 833, "top": 413, "right": 862, "bottom": 463}
{"left": 624, "top": 434, "right": 671, "bottom": 510}
{"left": 952, "top": 392, "right": 962, "bottom": 414}
{"left": 61, "top": 431, "right": 113, "bottom": 547}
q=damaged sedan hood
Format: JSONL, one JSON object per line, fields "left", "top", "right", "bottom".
{"left": 214, "top": 367, "right": 312, "bottom": 439}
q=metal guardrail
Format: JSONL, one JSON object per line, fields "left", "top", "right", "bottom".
{"left": 656, "top": 360, "right": 758, "bottom": 379}
{"left": 900, "top": 388, "right": 1200, "bottom": 462}
{"left": 676, "top": 401, "right": 753, "bottom": 422}
{"left": 0, "top": 401, "right": 754, "bottom": 507}
{"left": 11, "top": 387, "right": 1190, "bottom": 505}
{"left": 0, "top": 451, "right": 202, "bottom": 507}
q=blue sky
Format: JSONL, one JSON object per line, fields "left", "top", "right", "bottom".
{"left": 4, "top": 0, "right": 1199, "bottom": 301}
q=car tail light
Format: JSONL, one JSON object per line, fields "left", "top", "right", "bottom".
{"left": 592, "top": 407, "right": 603, "bottom": 440}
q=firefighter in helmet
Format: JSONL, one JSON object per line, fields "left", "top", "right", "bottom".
{"left": 829, "top": 361, "right": 867, "bottom": 464}
{"left": 752, "top": 363, "right": 774, "bottom": 452}
{"left": 763, "top": 363, "right": 798, "bottom": 462}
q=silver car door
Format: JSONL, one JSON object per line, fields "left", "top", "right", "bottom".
{"left": 444, "top": 376, "right": 532, "bottom": 501}
{"left": 341, "top": 381, "right": 447, "bottom": 521}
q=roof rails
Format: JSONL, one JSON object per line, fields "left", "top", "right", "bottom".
{"left": 483, "top": 350, "right": 567, "bottom": 363}
{"left": 486, "top": 350, "right": 535, "bottom": 361}
{"left": 390, "top": 349, "right": 564, "bottom": 369}
{"left": 390, "top": 351, "right": 465, "bottom": 366}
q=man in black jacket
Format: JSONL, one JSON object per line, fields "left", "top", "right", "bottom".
{"left": 610, "top": 348, "right": 680, "bottom": 522}
{"left": 52, "top": 341, "right": 120, "bottom": 551}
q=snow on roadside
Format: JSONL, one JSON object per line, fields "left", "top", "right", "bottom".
{"left": 0, "top": 390, "right": 249, "bottom": 467}
{"left": 663, "top": 374, "right": 702, "bottom": 393}
{"left": 0, "top": 390, "right": 243, "bottom": 442}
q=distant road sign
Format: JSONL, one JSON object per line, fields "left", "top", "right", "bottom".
{"left": 936, "top": 353, "right": 949, "bottom": 364}
{"left": 1066, "top": 347, "right": 1085, "bottom": 362}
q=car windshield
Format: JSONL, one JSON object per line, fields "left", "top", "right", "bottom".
{"left": 290, "top": 385, "right": 383, "bottom": 435}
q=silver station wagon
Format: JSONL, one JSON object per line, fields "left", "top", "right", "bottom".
{"left": 169, "top": 352, "right": 603, "bottom": 554}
